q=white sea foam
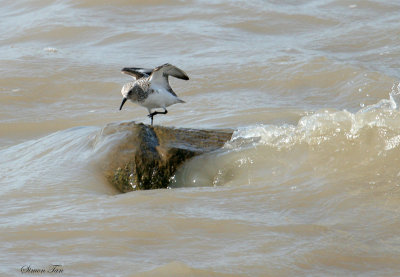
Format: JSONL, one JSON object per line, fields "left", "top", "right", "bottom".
{"left": 229, "top": 83, "right": 400, "bottom": 150}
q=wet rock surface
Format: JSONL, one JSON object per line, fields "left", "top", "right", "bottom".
{"left": 104, "top": 122, "right": 233, "bottom": 192}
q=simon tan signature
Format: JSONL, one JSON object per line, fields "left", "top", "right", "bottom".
{"left": 21, "top": 264, "right": 63, "bottom": 274}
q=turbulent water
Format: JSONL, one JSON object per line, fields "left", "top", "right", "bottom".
{"left": 1, "top": 0, "right": 400, "bottom": 276}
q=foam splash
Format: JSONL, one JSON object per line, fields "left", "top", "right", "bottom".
{"left": 228, "top": 82, "right": 400, "bottom": 150}
{"left": 389, "top": 82, "right": 400, "bottom": 110}
{"left": 359, "top": 82, "right": 400, "bottom": 112}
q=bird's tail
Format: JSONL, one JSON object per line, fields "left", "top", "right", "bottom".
{"left": 177, "top": 98, "right": 185, "bottom": 103}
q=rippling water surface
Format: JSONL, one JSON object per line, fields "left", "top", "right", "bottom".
{"left": 1, "top": 0, "right": 400, "bottom": 276}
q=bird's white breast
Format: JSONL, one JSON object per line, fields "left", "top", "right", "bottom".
{"left": 141, "top": 85, "right": 179, "bottom": 110}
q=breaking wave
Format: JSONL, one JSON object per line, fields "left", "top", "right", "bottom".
{"left": 173, "top": 83, "right": 400, "bottom": 188}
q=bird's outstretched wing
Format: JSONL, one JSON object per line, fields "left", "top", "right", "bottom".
{"left": 150, "top": 63, "right": 189, "bottom": 84}
{"left": 121, "top": 67, "right": 153, "bottom": 80}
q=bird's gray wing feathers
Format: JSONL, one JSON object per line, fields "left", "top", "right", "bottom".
{"left": 150, "top": 63, "right": 189, "bottom": 82}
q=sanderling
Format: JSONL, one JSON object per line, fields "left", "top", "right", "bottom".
{"left": 119, "top": 63, "right": 189, "bottom": 125}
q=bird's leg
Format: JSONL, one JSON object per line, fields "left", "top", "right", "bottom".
{"left": 159, "top": 108, "right": 168, "bottom": 115}
{"left": 147, "top": 109, "right": 168, "bottom": 126}
{"left": 149, "top": 113, "right": 154, "bottom": 126}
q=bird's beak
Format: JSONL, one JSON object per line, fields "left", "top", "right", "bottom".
{"left": 119, "top": 98, "right": 127, "bottom": 110}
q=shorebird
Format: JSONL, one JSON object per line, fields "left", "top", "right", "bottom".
{"left": 119, "top": 63, "right": 189, "bottom": 125}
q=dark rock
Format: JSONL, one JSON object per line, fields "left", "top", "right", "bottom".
{"left": 103, "top": 122, "right": 233, "bottom": 192}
